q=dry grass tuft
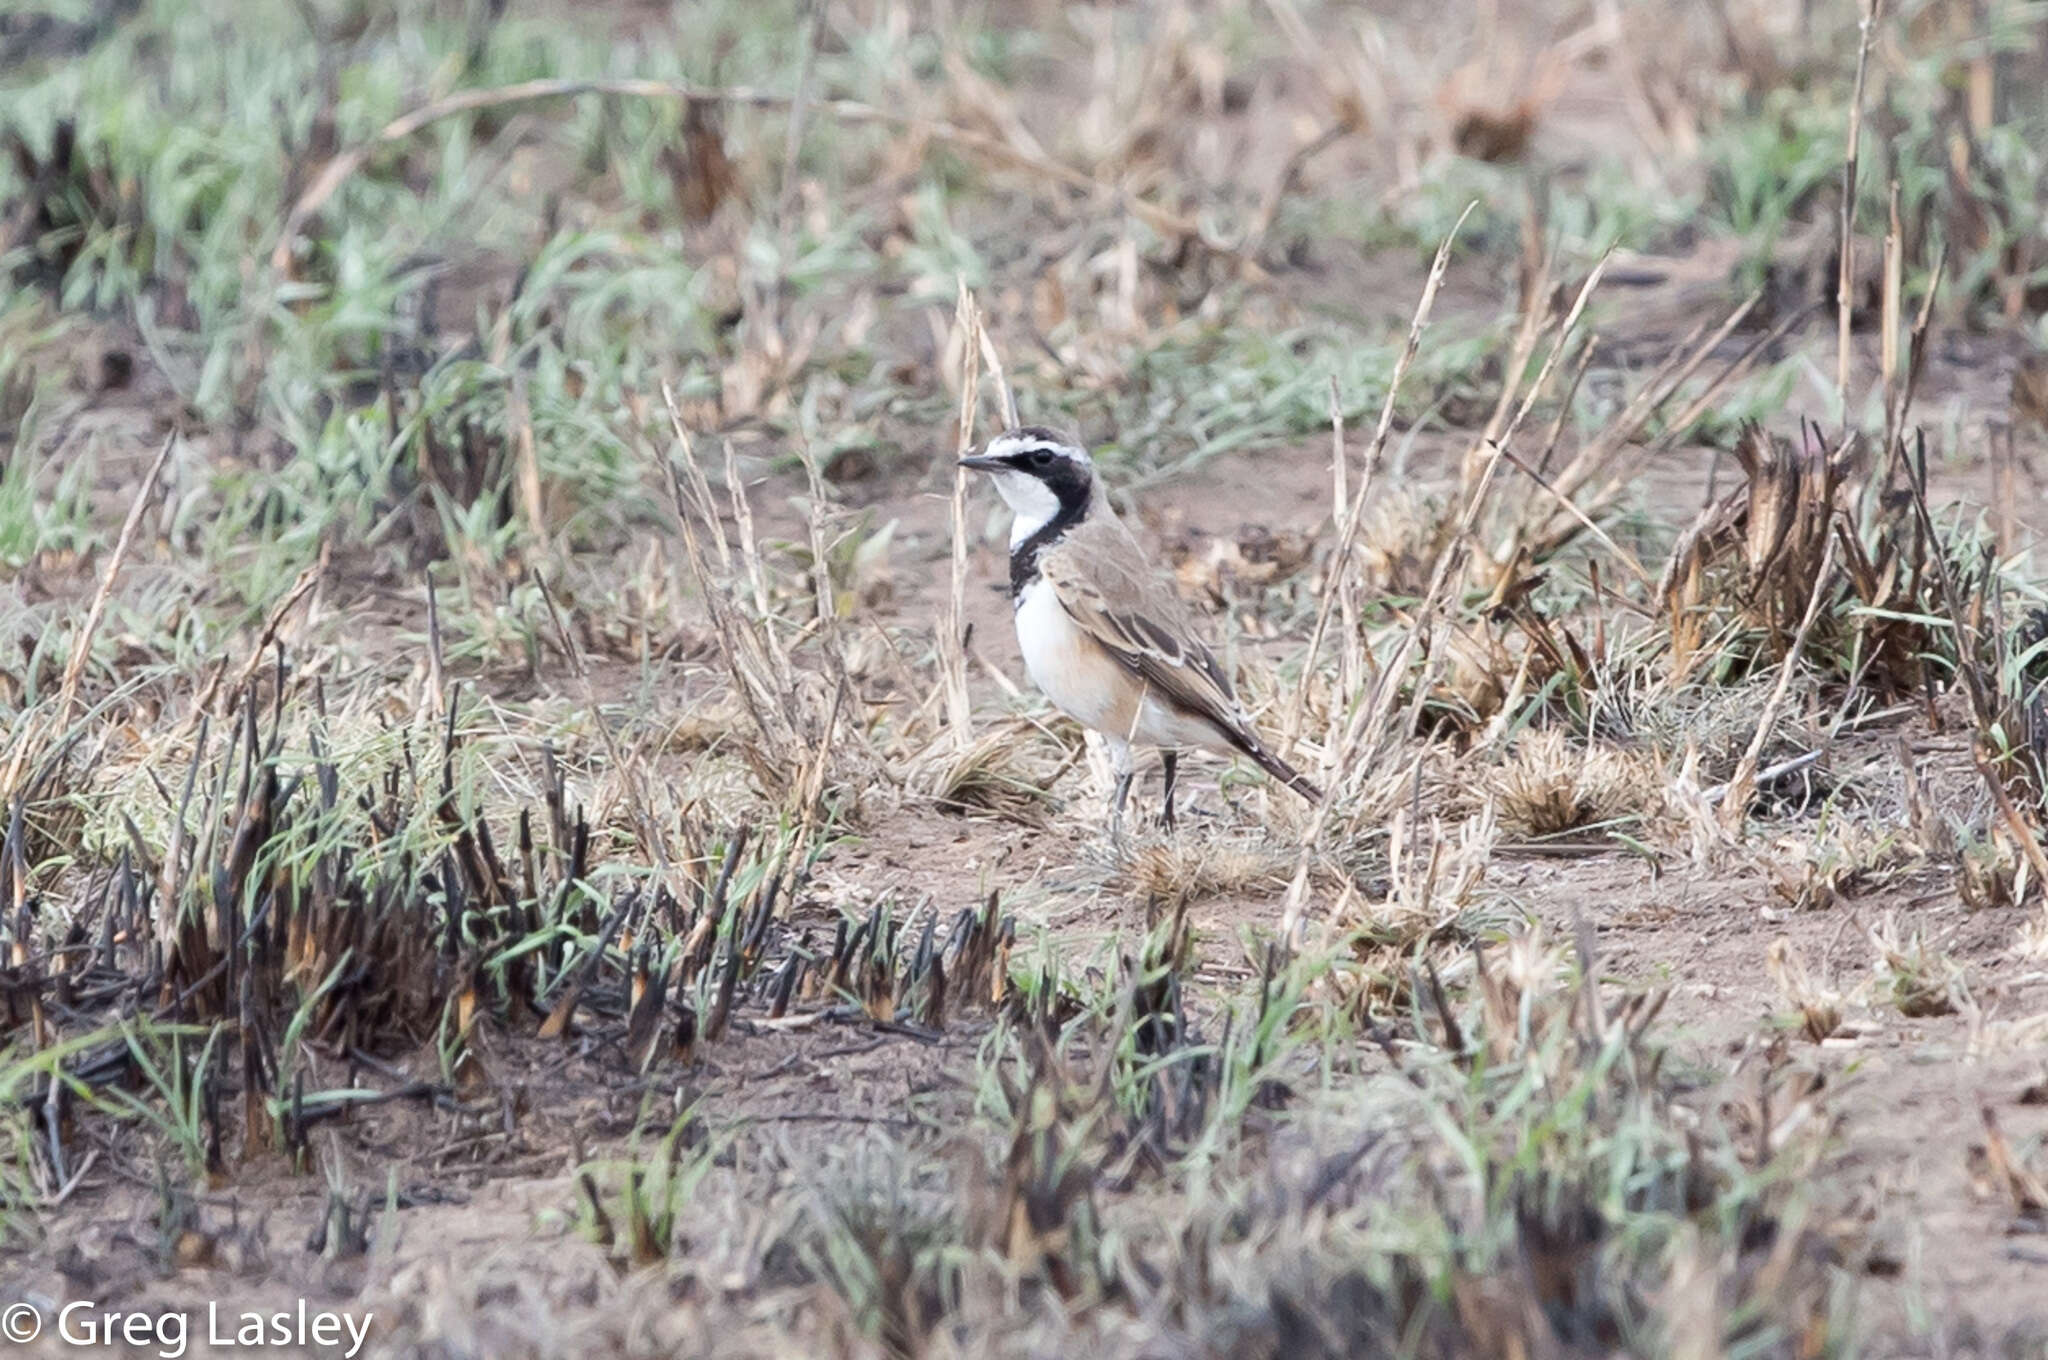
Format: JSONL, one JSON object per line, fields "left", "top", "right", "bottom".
{"left": 1959, "top": 826, "right": 2040, "bottom": 911}
{"left": 1766, "top": 819, "right": 1912, "bottom": 911}
{"left": 1868, "top": 913, "right": 1967, "bottom": 1018}
{"left": 1766, "top": 937, "right": 1845, "bottom": 1042}
{"left": 1484, "top": 727, "right": 1662, "bottom": 838}
{"left": 658, "top": 693, "right": 752, "bottom": 754}
{"left": 916, "top": 718, "right": 1069, "bottom": 825}
{"left": 1659, "top": 422, "right": 1945, "bottom": 699}
{"left": 1122, "top": 834, "right": 1293, "bottom": 906}
{"left": 1355, "top": 486, "right": 1444, "bottom": 596}
{"left": 1328, "top": 804, "right": 1498, "bottom": 1017}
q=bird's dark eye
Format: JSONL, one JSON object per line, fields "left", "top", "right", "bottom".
{"left": 1027, "top": 450, "right": 1055, "bottom": 469}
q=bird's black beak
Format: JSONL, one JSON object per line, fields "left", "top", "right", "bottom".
{"left": 956, "top": 455, "right": 1005, "bottom": 472}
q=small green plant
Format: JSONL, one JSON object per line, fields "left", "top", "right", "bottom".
{"left": 100, "top": 1021, "right": 224, "bottom": 1178}
{"left": 575, "top": 1109, "right": 718, "bottom": 1266}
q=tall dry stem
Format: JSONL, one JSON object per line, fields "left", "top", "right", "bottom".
{"left": 1835, "top": 0, "right": 1883, "bottom": 416}
{"left": 1282, "top": 202, "right": 1474, "bottom": 753}
{"left": 940, "top": 283, "right": 987, "bottom": 753}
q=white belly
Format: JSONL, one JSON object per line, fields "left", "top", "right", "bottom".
{"left": 1015, "top": 578, "right": 1130, "bottom": 734}
{"left": 1013, "top": 579, "right": 1235, "bottom": 754}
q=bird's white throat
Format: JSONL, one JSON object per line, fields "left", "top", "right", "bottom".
{"left": 989, "top": 469, "right": 1066, "bottom": 546}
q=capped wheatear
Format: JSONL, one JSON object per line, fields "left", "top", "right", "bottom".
{"left": 958, "top": 426, "right": 1319, "bottom": 828}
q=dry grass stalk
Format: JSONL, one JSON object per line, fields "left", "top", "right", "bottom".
{"left": 723, "top": 438, "right": 774, "bottom": 626}
{"left": 1464, "top": 200, "right": 1553, "bottom": 488}
{"left": 1606, "top": 296, "right": 1759, "bottom": 464}
{"left": 1463, "top": 248, "right": 1612, "bottom": 513}
{"left": 1485, "top": 441, "right": 1651, "bottom": 586}
{"left": 974, "top": 301, "right": 1019, "bottom": 430}
{"left": 509, "top": 371, "right": 546, "bottom": 547}
{"left": 1283, "top": 202, "right": 1474, "bottom": 756}
{"left": 56, "top": 431, "right": 174, "bottom": 719}
{"left": 1370, "top": 258, "right": 1616, "bottom": 771}
{"left": 1326, "top": 379, "right": 1359, "bottom": 709}
{"left": 792, "top": 437, "right": 838, "bottom": 632}
{"left": 175, "top": 547, "right": 328, "bottom": 736}
{"left": 1879, "top": 180, "right": 1902, "bottom": 400}
{"left": 1642, "top": 302, "right": 1816, "bottom": 464}
{"left": 655, "top": 384, "right": 852, "bottom": 820}
{"left": 1881, "top": 240, "right": 1945, "bottom": 460}
{"left": 1, "top": 432, "right": 174, "bottom": 804}
{"left": 1279, "top": 207, "right": 1473, "bottom": 943}
{"left": 1501, "top": 290, "right": 1777, "bottom": 571}
{"left": 1835, "top": 0, "right": 1883, "bottom": 415}
{"left": 941, "top": 283, "right": 985, "bottom": 753}
{"left": 1717, "top": 531, "right": 1839, "bottom": 834}
{"left": 1991, "top": 421, "right": 2018, "bottom": 562}
{"left": 219, "top": 559, "right": 323, "bottom": 712}
{"left": 533, "top": 573, "right": 671, "bottom": 881}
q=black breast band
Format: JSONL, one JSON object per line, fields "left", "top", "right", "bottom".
{"left": 1008, "top": 502, "right": 1084, "bottom": 601}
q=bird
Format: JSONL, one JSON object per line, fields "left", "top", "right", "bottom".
{"left": 957, "top": 426, "right": 1320, "bottom": 830}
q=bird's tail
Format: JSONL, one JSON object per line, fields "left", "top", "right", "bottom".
{"left": 1239, "top": 736, "right": 1321, "bottom": 803}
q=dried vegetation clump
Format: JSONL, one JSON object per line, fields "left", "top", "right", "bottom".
{"left": 1485, "top": 727, "right": 1662, "bottom": 838}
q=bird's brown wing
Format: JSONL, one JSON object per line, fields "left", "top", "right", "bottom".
{"left": 1036, "top": 517, "right": 1248, "bottom": 740}
{"left": 1037, "top": 516, "right": 1322, "bottom": 802}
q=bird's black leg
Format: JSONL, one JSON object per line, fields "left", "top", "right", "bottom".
{"left": 1111, "top": 768, "right": 1134, "bottom": 818}
{"left": 1159, "top": 750, "right": 1179, "bottom": 831}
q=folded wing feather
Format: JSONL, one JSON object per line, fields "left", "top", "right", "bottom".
{"left": 1035, "top": 519, "right": 1253, "bottom": 748}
